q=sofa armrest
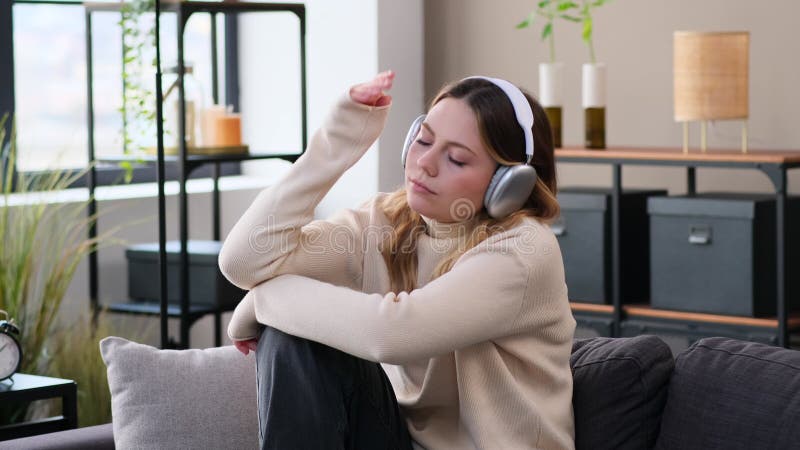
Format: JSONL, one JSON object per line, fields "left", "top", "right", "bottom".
{"left": 571, "top": 335, "right": 674, "bottom": 450}
{"left": 0, "top": 423, "right": 114, "bottom": 450}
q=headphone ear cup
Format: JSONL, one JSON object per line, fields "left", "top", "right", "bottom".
{"left": 402, "top": 115, "right": 426, "bottom": 168}
{"left": 484, "top": 165, "right": 510, "bottom": 211}
{"left": 483, "top": 164, "right": 538, "bottom": 219}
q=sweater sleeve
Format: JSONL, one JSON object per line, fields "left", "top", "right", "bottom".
{"left": 225, "top": 199, "right": 386, "bottom": 341}
{"left": 246, "top": 235, "right": 539, "bottom": 364}
{"left": 218, "top": 93, "right": 390, "bottom": 292}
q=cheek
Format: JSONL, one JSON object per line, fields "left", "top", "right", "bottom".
{"left": 445, "top": 170, "right": 493, "bottom": 203}
{"left": 404, "top": 147, "right": 421, "bottom": 173}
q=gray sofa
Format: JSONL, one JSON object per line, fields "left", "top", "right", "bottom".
{"left": 3, "top": 335, "right": 800, "bottom": 449}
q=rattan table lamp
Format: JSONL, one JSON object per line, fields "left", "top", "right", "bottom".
{"left": 674, "top": 31, "right": 750, "bottom": 153}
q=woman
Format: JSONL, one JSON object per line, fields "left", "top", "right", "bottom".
{"left": 219, "top": 71, "right": 576, "bottom": 449}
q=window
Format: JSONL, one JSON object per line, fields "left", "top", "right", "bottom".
{"left": 3, "top": 0, "right": 239, "bottom": 183}
{"left": 13, "top": 2, "right": 87, "bottom": 171}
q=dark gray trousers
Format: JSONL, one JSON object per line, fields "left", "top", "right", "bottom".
{"left": 255, "top": 326, "right": 414, "bottom": 450}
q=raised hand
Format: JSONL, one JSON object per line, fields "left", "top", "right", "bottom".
{"left": 349, "top": 70, "right": 395, "bottom": 107}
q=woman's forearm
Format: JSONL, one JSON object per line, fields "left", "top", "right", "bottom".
{"left": 218, "top": 94, "right": 390, "bottom": 290}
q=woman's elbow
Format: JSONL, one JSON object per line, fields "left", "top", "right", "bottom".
{"left": 218, "top": 252, "right": 259, "bottom": 290}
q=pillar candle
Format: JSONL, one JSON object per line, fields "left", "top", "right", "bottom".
{"left": 201, "top": 105, "right": 242, "bottom": 147}
{"left": 201, "top": 105, "right": 226, "bottom": 146}
{"left": 214, "top": 114, "right": 242, "bottom": 147}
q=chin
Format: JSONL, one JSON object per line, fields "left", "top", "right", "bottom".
{"left": 406, "top": 190, "right": 438, "bottom": 219}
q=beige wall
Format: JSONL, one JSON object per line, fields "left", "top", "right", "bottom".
{"left": 425, "top": 0, "right": 800, "bottom": 195}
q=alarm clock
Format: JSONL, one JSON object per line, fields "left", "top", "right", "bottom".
{"left": 0, "top": 310, "right": 22, "bottom": 382}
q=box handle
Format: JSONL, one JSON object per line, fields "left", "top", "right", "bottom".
{"left": 550, "top": 218, "right": 566, "bottom": 236}
{"left": 688, "top": 224, "right": 711, "bottom": 245}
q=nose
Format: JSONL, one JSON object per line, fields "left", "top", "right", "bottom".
{"left": 415, "top": 145, "right": 438, "bottom": 177}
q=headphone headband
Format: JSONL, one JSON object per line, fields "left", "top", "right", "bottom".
{"left": 462, "top": 76, "right": 534, "bottom": 164}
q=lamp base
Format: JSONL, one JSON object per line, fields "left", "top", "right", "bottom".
{"left": 681, "top": 120, "right": 748, "bottom": 154}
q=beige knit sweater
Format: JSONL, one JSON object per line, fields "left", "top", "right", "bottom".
{"left": 220, "top": 94, "right": 576, "bottom": 450}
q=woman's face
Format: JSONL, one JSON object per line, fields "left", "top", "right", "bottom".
{"left": 404, "top": 97, "right": 498, "bottom": 223}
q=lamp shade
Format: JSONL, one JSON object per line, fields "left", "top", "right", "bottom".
{"left": 674, "top": 31, "right": 749, "bottom": 121}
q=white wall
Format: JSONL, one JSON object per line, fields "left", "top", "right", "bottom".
{"left": 425, "top": 0, "right": 800, "bottom": 195}
{"left": 240, "top": 0, "right": 424, "bottom": 217}
{"left": 378, "top": 0, "right": 425, "bottom": 192}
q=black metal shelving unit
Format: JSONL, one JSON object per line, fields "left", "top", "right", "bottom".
{"left": 559, "top": 147, "right": 800, "bottom": 348}
{"left": 85, "top": 1, "right": 307, "bottom": 349}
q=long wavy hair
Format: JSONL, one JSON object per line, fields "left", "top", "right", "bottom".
{"left": 379, "top": 77, "right": 559, "bottom": 293}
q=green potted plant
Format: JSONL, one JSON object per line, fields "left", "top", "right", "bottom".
{"left": 118, "top": 0, "right": 157, "bottom": 181}
{"left": 517, "top": 1, "right": 580, "bottom": 148}
{"left": 577, "top": 0, "right": 612, "bottom": 149}
{"left": 118, "top": 0, "right": 206, "bottom": 161}
{"left": 45, "top": 310, "right": 151, "bottom": 427}
{"left": 0, "top": 114, "right": 121, "bottom": 423}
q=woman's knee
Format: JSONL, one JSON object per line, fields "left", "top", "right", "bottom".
{"left": 258, "top": 325, "right": 301, "bottom": 349}
{"left": 256, "top": 326, "right": 358, "bottom": 383}
{"left": 257, "top": 326, "right": 332, "bottom": 363}
{"left": 256, "top": 326, "right": 317, "bottom": 363}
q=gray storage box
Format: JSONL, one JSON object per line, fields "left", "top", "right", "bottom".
{"left": 648, "top": 193, "right": 800, "bottom": 317}
{"left": 126, "top": 240, "right": 245, "bottom": 310}
{"left": 554, "top": 189, "right": 666, "bottom": 304}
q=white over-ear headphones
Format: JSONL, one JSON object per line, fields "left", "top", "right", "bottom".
{"left": 401, "top": 76, "right": 537, "bottom": 219}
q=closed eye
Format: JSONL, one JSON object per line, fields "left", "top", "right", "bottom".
{"left": 415, "top": 139, "right": 431, "bottom": 146}
{"left": 449, "top": 156, "right": 465, "bottom": 167}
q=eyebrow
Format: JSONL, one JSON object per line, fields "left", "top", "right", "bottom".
{"left": 421, "top": 122, "right": 476, "bottom": 155}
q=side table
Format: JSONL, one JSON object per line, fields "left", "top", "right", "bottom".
{"left": 0, "top": 373, "right": 77, "bottom": 441}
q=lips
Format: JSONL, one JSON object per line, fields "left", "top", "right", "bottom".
{"left": 409, "top": 178, "right": 436, "bottom": 194}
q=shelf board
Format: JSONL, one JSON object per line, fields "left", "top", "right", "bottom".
{"left": 570, "top": 302, "right": 614, "bottom": 314}
{"left": 178, "top": 1, "right": 305, "bottom": 16}
{"left": 106, "top": 301, "right": 219, "bottom": 318}
{"left": 84, "top": 1, "right": 305, "bottom": 16}
{"left": 623, "top": 304, "right": 800, "bottom": 329}
{"left": 556, "top": 146, "right": 800, "bottom": 165}
{"left": 571, "top": 302, "right": 800, "bottom": 330}
{"left": 95, "top": 152, "right": 301, "bottom": 166}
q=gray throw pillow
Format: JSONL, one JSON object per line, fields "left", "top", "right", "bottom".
{"left": 570, "top": 335, "right": 674, "bottom": 450}
{"left": 100, "top": 337, "right": 259, "bottom": 450}
{"left": 654, "top": 337, "right": 800, "bottom": 450}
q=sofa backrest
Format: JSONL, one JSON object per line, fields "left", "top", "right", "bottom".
{"left": 571, "top": 335, "right": 674, "bottom": 450}
{"left": 654, "top": 337, "right": 800, "bottom": 449}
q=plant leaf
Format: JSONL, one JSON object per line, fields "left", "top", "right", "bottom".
{"left": 582, "top": 17, "right": 593, "bottom": 42}
{"left": 119, "top": 161, "right": 134, "bottom": 183}
{"left": 541, "top": 22, "right": 553, "bottom": 40}
{"left": 557, "top": 1, "right": 579, "bottom": 11}
{"left": 516, "top": 10, "right": 537, "bottom": 29}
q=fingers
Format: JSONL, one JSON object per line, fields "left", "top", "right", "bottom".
{"left": 375, "top": 94, "right": 392, "bottom": 107}
{"left": 354, "top": 84, "right": 386, "bottom": 100}
{"left": 233, "top": 339, "right": 258, "bottom": 356}
{"left": 371, "top": 71, "right": 394, "bottom": 96}
{"left": 234, "top": 341, "right": 249, "bottom": 355}
{"left": 349, "top": 70, "right": 395, "bottom": 106}
{"left": 375, "top": 70, "right": 394, "bottom": 89}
